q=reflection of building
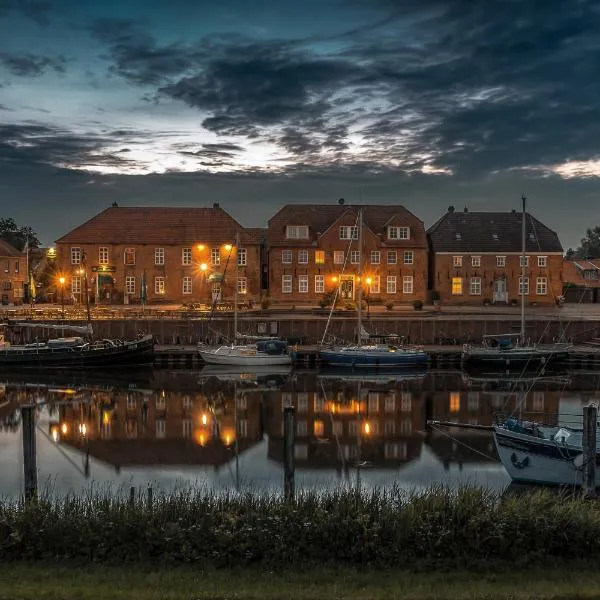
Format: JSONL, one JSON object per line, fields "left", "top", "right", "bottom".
{"left": 265, "top": 374, "right": 425, "bottom": 469}
{"left": 53, "top": 387, "right": 262, "bottom": 469}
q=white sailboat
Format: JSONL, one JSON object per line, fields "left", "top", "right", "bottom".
{"left": 198, "top": 233, "right": 292, "bottom": 367}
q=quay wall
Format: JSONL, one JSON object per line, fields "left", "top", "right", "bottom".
{"left": 9, "top": 314, "right": 600, "bottom": 345}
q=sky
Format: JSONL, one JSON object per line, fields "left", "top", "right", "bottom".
{"left": 1, "top": 0, "right": 600, "bottom": 248}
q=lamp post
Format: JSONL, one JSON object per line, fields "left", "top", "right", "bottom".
{"left": 59, "top": 276, "right": 65, "bottom": 319}
{"left": 365, "top": 277, "right": 372, "bottom": 319}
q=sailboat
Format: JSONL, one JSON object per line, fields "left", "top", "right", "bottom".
{"left": 461, "top": 196, "right": 572, "bottom": 368}
{"left": 318, "top": 208, "right": 428, "bottom": 369}
{"left": 198, "top": 233, "right": 292, "bottom": 367}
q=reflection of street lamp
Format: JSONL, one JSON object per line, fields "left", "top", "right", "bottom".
{"left": 59, "top": 276, "right": 66, "bottom": 318}
{"left": 365, "top": 277, "right": 372, "bottom": 318}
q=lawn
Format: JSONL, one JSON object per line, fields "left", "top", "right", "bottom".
{"left": 0, "top": 564, "right": 598, "bottom": 600}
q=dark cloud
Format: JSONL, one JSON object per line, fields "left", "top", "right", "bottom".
{"left": 0, "top": 0, "right": 54, "bottom": 25}
{"left": 0, "top": 52, "right": 67, "bottom": 76}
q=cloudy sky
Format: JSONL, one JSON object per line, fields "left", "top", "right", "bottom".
{"left": 1, "top": 0, "right": 599, "bottom": 247}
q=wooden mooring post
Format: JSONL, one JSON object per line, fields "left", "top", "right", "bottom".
{"left": 582, "top": 404, "right": 597, "bottom": 497}
{"left": 21, "top": 405, "right": 37, "bottom": 501}
{"left": 283, "top": 406, "right": 295, "bottom": 501}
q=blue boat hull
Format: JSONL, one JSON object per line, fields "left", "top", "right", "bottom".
{"left": 318, "top": 349, "right": 428, "bottom": 368}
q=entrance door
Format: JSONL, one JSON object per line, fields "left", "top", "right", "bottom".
{"left": 493, "top": 279, "right": 507, "bottom": 303}
{"left": 211, "top": 284, "right": 222, "bottom": 304}
{"left": 340, "top": 276, "right": 354, "bottom": 300}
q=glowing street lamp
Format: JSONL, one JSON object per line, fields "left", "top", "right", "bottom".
{"left": 58, "top": 276, "right": 66, "bottom": 318}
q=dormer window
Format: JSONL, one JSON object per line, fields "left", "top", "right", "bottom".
{"left": 388, "top": 226, "right": 410, "bottom": 240}
{"left": 286, "top": 225, "right": 309, "bottom": 239}
{"left": 339, "top": 226, "right": 358, "bottom": 240}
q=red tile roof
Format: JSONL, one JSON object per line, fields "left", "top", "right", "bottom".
{"left": 0, "top": 239, "right": 24, "bottom": 258}
{"left": 55, "top": 207, "right": 259, "bottom": 245}
{"left": 268, "top": 204, "right": 427, "bottom": 247}
{"left": 563, "top": 258, "right": 600, "bottom": 287}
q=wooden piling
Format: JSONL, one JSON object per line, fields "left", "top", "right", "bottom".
{"left": 21, "top": 405, "right": 37, "bottom": 502}
{"left": 283, "top": 406, "right": 295, "bottom": 501}
{"left": 147, "top": 486, "right": 153, "bottom": 509}
{"left": 582, "top": 404, "right": 597, "bottom": 497}
{"left": 129, "top": 486, "right": 135, "bottom": 508}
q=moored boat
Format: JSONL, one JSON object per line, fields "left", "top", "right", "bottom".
{"left": 198, "top": 339, "right": 292, "bottom": 366}
{"left": 319, "top": 344, "right": 427, "bottom": 368}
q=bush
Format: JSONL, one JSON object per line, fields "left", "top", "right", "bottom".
{"left": 385, "top": 301, "right": 394, "bottom": 311}
{"left": 483, "top": 298, "right": 492, "bottom": 306}
{"left": 3, "top": 487, "right": 600, "bottom": 568}
{"left": 413, "top": 299, "right": 423, "bottom": 311}
{"left": 344, "top": 300, "right": 356, "bottom": 310}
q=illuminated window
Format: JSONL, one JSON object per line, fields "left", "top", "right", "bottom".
{"left": 99, "top": 247, "right": 109, "bottom": 265}
{"left": 371, "top": 250, "right": 380, "bottom": 264}
{"left": 313, "top": 419, "right": 325, "bottom": 437}
{"left": 387, "top": 251, "right": 397, "bottom": 264}
{"left": 125, "top": 276, "right": 135, "bottom": 295}
{"left": 387, "top": 276, "right": 396, "bottom": 294}
{"left": 237, "top": 249, "right": 247, "bottom": 266}
{"left": 315, "top": 250, "right": 325, "bottom": 264}
{"left": 182, "top": 247, "right": 192, "bottom": 265}
{"left": 182, "top": 276, "right": 192, "bottom": 295}
{"left": 403, "top": 276, "right": 413, "bottom": 294}
{"left": 496, "top": 256, "right": 506, "bottom": 267}
{"left": 538, "top": 256, "right": 547, "bottom": 267}
{"left": 282, "top": 249, "right": 292, "bottom": 264}
{"left": 211, "top": 248, "right": 220, "bottom": 266}
{"left": 298, "top": 249, "right": 309, "bottom": 264}
{"left": 334, "top": 251, "right": 344, "bottom": 264}
{"left": 536, "top": 277, "right": 547, "bottom": 295}
{"left": 282, "top": 275, "right": 292, "bottom": 294}
{"left": 350, "top": 250, "right": 360, "bottom": 264}
{"left": 298, "top": 275, "right": 309, "bottom": 293}
{"left": 154, "top": 276, "right": 165, "bottom": 295}
{"left": 470, "top": 277, "right": 481, "bottom": 295}
{"left": 369, "top": 276, "right": 380, "bottom": 294}
{"left": 449, "top": 392, "right": 460, "bottom": 412}
{"left": 315, "top": 275, "right": 324, "bottom": 293}
{"left": 154, "top": 247, "right": 164, "bottom": 266}
{"left": 70, "top": 247, "right": 81, "bottom": 264}
{"left": 124, "top": 248, "right": 135, "bottom": 265}
{"left": 237, "top": 277, "right": 247, "bottom": 294}
{"left": 452, "top": 277, "right": 463, "bottom": 295}
{"left": 453, "top": 256, "right": 462, "bottom": 267}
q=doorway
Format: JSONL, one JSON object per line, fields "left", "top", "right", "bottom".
{"left": 340, "top": 276, "right": 354, "bottom": 300}
{"left": 493, "top": 278, "right": 507, "bottom": 303}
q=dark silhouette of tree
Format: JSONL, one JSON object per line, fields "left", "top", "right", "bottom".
{"left": 0, "top": 218, "right": 40, "bottom": 251}
{"left": 571, "top": 226, "right": 600, "bottom": 259}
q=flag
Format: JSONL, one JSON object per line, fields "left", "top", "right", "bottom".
{"left": 29, "top": 273, "right": 36, "bottom": 301}
{"left": 140, "top": 271, "right": 148, "bottom": 304}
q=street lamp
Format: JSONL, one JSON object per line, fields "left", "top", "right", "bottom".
{"left": 58, "top": 276, "right": 66, "bottom": 319}
{"left": 365, "top": 277, "right": 372, "bottom": 318}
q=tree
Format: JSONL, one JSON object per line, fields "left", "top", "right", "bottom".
{"left": 570, "top": 226, "right": 600, "bottom": 259}
{"left": 0, "top": 218, "right": 40, "bottom": 251}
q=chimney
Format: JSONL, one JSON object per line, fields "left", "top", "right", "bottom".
{"left": 213, "top": 202, "right": 219, "bottom": 209}
{"left": 463, "top": 206, "right": 468, "bottom": 213}
{"left": 448, "top": 205, "right": 455, "bottom": 213}
{"left": 338, "top": 198, "right": 345, "bottom": 205}
{"left": 111, "top": 202, "right": 118, "bottom": 208}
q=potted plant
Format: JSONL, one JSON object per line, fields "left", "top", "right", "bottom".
{"left": 483, "top": 298, "right": 492, "bottom": 306}
{"left": 413, "top": 299, "right": 423, "bottom": 311}
{"left": 385, "top": 300, "right": 394, "bottom": 311}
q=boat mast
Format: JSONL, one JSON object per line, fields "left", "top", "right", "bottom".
{"left": 520, "top": 194, "right": 527, "bottom": 345}
{"left": 357, "top": 208, "right": 363, "bottom": 347}
{"left": 234, "top": 231, "right": 240, "bottom": 344}
{"left": 82, "top": 252, "right": 93, "bottom": 341}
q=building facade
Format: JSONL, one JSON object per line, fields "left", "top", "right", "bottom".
{"left": 55, "top": 204, "right": 261, "bottom": 305}
{"left": 562, "top": 258, "right": 600, "bottom": 303}
{"left": 267, "top": 201, "right": 428, "bottom": 305}
{"left": 427, "top": 208, "right": 564, "bottom": 305}
{"left": 0, "top": 240, "right": 26, "bottom": 305}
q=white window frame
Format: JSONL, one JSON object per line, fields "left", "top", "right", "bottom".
{"left": 237, "top": 277, "right": 247, "bottom": 294}
{"left": 182, "top": 247, "right": 192, "bottom": 266}
{"left": 70, "top": 247, "right": 81, "bottom": 265}
{"left": 211, "top": 248, "right": 220, "bottom": 266}
{"left": 182, "top": 276, "right": 192, "bottom": 295}
{"left": 237, "top": 248, "right": 247, "bottom": 266}
{"left": 538, "top": 256, "right": 547, "bottom": 267}
{"left": 71, "top": 276, "right": 81, "bottom": 294}
{"left": 519, "top": 276, "right": 530, "bottom": 295}
{"left": 333, "top": 250, "right": 344, "bottom": 265}
{"left": 388, "top": 226, "right": 410, "bottom": 240}
{"left": 298, "top": 275, "right": 309, "bottom": 293}
{"left": 403, "top": 250, "right": 414, "bottom": 265}
{"left": 470, "top": 277, "right": 482, "bottom": 295}
{"left": 471, "top": 256, "right": 481, "bottom": 267}
{"left": 369, "top": 276, "right": 380, "bottom": 294}
{"left": 339, "top": 226, "right": 358, "bottom": 240}
{"left": 286, "top": 225, "right": 309, "bottom": 239}
{"left": 402, "top": 275, "right": 413, "bottom": 294}
{"left": 99, "top": 246, "right": 109, "bottom": 265}
{"left": 350, "top": 250, "right": 360, "bottom": 264}
{"left": 370, "top": 250, "right": 380, "bottom": 264}
{"left": 536, "top": 277, "right": 548, "bottom": 295}
{"left": 496, "top": 256, "right": 506, "bottom": 267}
{"left": 125, "top": 276, "right": 135, "bottom": 295}
{"left": 387, "top": 251, "right": 397, "bottom": 265}
{"left": 282, "top": 249, "right": 293, "bottom": 264}
{"left": 155, "top": 276, "right": 165, "bottom": 295}
{"left": 520, "top": 256, "right": 529, "bottom": 267}
{"left": 453, "top": 256, "right": 463, "bottom": 267}
{"left": 298, "top": 249, "right": 309, "bottom": 264}
{"left": 386, "top": 275, "right": 396, "bottom": 294}
{"left": 282, "top": 275, "right": 292, "bottom": 294}
{"left": 154, "top": 247, "right": 165, "bottom": 266}
{"left": 315, "top": 275, "right": 324, "bottom": 294}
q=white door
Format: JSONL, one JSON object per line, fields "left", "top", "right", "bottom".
{"left": 493, "top": 279, "right": 507, "bottom": 303}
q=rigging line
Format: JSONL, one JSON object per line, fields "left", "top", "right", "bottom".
{"left": 320, "top": 378, "right": 347, "bottom": 471}
{"left": 429, "top": 424, "right": 500, "bottom": 463}
{"left": 35, "top": 423, "right": 87, "bottom": 476}
{"left": 321, "top": 210, "right": 361, "bottom": 346}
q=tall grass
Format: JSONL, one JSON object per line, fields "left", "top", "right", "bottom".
{"left": 1, "top": 486, "right": 599, "bottom": 567}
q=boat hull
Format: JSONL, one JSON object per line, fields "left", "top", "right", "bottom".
{"left": 462, "top": 347, "right": 571, "bottom": 368}
{"left": 198, "top": 347, "right": 292, "bottom": 366}
{"left": 494, "top": 428, "right": 597, "bottom": 488}
{"left": 318, "top": 349, "right": 428, "bottom": 368}
{"left": 0, "top": 335, "right": 155, "bottom": 368}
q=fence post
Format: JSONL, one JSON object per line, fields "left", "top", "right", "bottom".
{"left": 583, "top": 404, "right": 597, "bottom": 497}
{"left": 21, "top": 405, "right": 37, "bottom": 501}
{"left": 283, "top": 406, "right": 295, "bottom": 501}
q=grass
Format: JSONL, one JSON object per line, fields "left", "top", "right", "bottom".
{"left": 2, "top": 486, "right": 600, "bottom": 570}
{"left": 1, "top": 564, "right": 600, "bottom": 600}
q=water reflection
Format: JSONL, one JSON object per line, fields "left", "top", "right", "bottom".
{"left": 1, "top": 367, "right": 599, "bottom": 497}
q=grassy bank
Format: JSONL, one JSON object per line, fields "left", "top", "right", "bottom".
{"left": 1, "top": 487, "right": 599, "bottom": 569}
{"left": 2, "top": 564, "right": 600, "bottom": 600}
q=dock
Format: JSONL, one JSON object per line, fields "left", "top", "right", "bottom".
{"left": 154, "top": 344, "right": 600, "bottom": 369}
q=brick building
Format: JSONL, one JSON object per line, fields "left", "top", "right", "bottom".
{"left": 0, "top": 240, "right": 26, "bottom": 305}
{"left": 267, "top": 201, "right": 428, "bottom": 305}
{"left": 427, "top": 208, "right": 564, "bottom": 305}
{"left": 562, "top": 258, "right": 600, "bottom": 303}
{"left": 55, "top": 204, "right": 261, "bottom": 305}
